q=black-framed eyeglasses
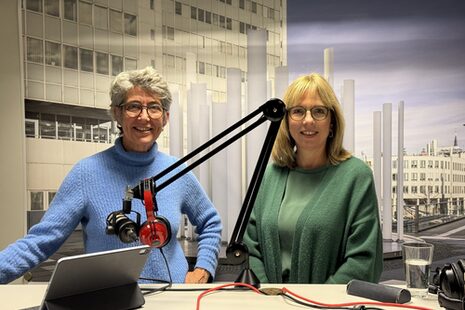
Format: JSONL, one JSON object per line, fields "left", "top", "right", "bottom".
{"left": 121, "top": 101, "right": 165, "bottom": 119}
{"left": 287, "top": 105, "right": 330, "bottom": 121}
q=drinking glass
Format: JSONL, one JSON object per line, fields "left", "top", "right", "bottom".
{"left": 401, "top": 242, "right": 434, "bottom": 297}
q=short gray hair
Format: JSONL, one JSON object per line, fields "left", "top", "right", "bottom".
{"left": 109, "top": 67, "right": 172, "bottom": 122}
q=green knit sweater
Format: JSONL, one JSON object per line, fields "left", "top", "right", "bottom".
{"left": 243, "top": 156, "right": 383, "bottom": 284}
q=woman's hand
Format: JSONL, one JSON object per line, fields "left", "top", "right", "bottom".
{"left": 185, "top": 268, "right": 210, "bottom": 283}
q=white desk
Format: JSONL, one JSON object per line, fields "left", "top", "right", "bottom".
{"left": 0, "top": 283, "right": 442, "bottom": 310}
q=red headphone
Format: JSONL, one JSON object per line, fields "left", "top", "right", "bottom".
{"left": 106, "top": 179, "right": 171, "bottom": 248}
{"left": 138, "top": 180, "right": 171, "bottom": 247}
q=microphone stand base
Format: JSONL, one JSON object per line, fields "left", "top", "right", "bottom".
{"left": 235, "top": 268, "right": 260, "bottom": 289}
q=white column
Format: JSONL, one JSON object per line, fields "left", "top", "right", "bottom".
{"left": 185, "top": 52, "right": 197, "bottom": 87}
{"left": 211, "top": 102, "right": 229, "bottom": 242}
{"left": 0, "top": 1, "right": 27, "bottom": 253}
{"left": 342, "top": 80, "right": 355, "bottom": 153}
{"left": 226, "top": 68, "right": 243, "bottom": 241}
{"left": 186, "top": 83, "right": 207, "bottom": 240}
{"left": 198, "top": 101, "right": 211, "bottom": 197}
{"left": 324, "top": 47, "right": 334, "bottom": 88}
{"left": 383, "top": 103, "right": 393, "bottom": 240}
{"left": 246, "top": 29, "right": 267, "bottom": 183}
{"left": 373, "top": 111, "right": 382, "bottom": 221}
{"left": 397, "top": 101, "right": 405, "bottom": 241}
{"left": 274, "top": 66, "right": 289, "bottom": 100}
{"left": 168, "top": 89, "right": 183, "bottom": 158}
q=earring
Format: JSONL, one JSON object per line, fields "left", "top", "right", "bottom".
{"left": 329, "top": 130, "right": 334, "bottom": 138}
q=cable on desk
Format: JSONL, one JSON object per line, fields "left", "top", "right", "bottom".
{"left": 196, "top": 282, "right": 262, "bottom": 310}
{"left": 139, "top": 248, "right": 173, "bottom": 295}
{"left": 281, "top": 287, "right": 434, "bottom": 310}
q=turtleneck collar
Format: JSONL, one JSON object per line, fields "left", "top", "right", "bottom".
{"left": 113, "top": 137, "right": 159, "bottom": 166}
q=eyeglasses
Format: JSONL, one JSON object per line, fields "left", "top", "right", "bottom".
{"left": 287, "top": 105, "right": 330, "bottom": 121}
{"left": 122, "top": 101, "right": 164, "bottom": 119}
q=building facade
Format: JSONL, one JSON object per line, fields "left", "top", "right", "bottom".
{"left": 20, "top": 0, "right": 287, "bottom": 214}
{"left": 391, "top": 141, "right": 465, "bottom": 221}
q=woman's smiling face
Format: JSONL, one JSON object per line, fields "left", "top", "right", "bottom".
{"left": 119, "top": 87, "right": 169, "bottom": 152}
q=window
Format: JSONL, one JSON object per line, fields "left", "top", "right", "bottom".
{"left": 48, "top": 192, "right": 57, "bottom": 206}
{"left": 164, "top": 54, "right": 175, "bottom": 67}
{"left": 63, "top": 45, "right": 78, "bottom": 69}
{"left": 212, "top": 13, "right": 218, "bottom": 25}
{"left": 251, "top": 1, "right": 257, "bottom": 13}
{"left": 240, "top": 22, "right": 245, "bottom": 34}
{"left": 411, "top": 186, "right": 417, "bottom": 194}
{"left": 27, "top": 37, "right": 43, "bottom": 63}
{"left": 110, "top": 10, "right": 122, "bottom": 33}
{"left": 198, "top": 9, "right": 204, "bottom": 22}
{"left": 150, "top": 0, "right": 155, "bottom": 10}
{"left": 150, "top": 29, "right": 155, "bottom": 40}
{"left": 45, "top": 0, "right": 59, "bottom": 17}
{"left": 411, "top": 173, "right": 418, "bottom": 181}
{"left": 420, "top": 160, "right": 426, "bottom": 168}
{"left": 111, "top": 55, "right": 123, "bottom": 75}
{"left": 205, "top": 11, "right": 211, "bottom": 24}
{"left": 45, "top": 41, "right": 61, "bottom": 66}
{"left": 420, "top": 173, "right": 426, "bottom": 181}
{"left": 79, "top": 1, "right": 92, "bottom": 25}
{"left": 226, "top": 17, "right": 232, "bottom": 30}
{"left": 26, "top": 0, "right": 42, "bottom": 12}
{"left": 125, "top": 58, "right": 137, "bottom": 70}
{"left": 30, "top": 192, "right": 44, "bottom": 211}
{"left": 163, "top": 26, "right": 174, "bottom": 40}
{"left": 96, "top": 52, "right": 109, "bottom": 75}
{"left": 57, "top": 115, "right": 72, "bottom": 140}
{"left": 219, "top": 15, "right": 225, "bottom": 28}
{"left": 94, "top": 6, "right": 108, "bottom": 30}
{"left": 198, "top": 61, "right": 205, "bottom": 74}
{"left": 64, "top": 0, "right": 77, "bottom": 21}
{"left": 124, "top": 13, "right": 137, "bottom": 36}
{"left": 239, "top": 0, "right": 245, "bottom": 9}
{"left": 40, "top": 113, "right": 56, "bottom": 138}
{"left": 175, "top": 1, "right": 182, "bottom": 15}
{"left": 191, "top": 6, "right": 197, "bottom": 19}
{"left": 80, "top": 48, "right": 93, "bottom": 72}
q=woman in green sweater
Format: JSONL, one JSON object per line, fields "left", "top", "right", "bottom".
{"left": 244, "top": 73, "right": 383, "bottom": 284}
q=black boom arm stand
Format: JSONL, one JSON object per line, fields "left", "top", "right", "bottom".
{"left": 124, "top": 98, "right": 286, "bottom": 287}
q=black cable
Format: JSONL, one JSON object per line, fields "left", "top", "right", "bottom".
{"left": 281, "top": 292, "right": 385, "bottom": 310}
{"left": 138, "top": 247, "right": 173, "bottom": 294}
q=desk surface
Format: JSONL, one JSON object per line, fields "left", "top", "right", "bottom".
{"left": 0, "top": 283, "right": 441, "bottom": 310}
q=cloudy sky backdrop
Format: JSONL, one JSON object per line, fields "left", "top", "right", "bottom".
{"left": 287, "top": 0, "right": 465, "bottom": 157}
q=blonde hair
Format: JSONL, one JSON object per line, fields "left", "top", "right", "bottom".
{"left": 272, "top": 73, "right": 351, "bottom": 168}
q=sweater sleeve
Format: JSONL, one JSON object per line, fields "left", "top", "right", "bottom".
{"left": 325, "top": 166, "right": 383, "bottom": 284}
{"left": 181, "top": 172, "right": 222, "bottom": 278}
{"left": 0, "top": 163, "right": 86, "bottom": 284}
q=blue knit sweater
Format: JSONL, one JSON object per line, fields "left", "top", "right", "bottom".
{"left": 0, "top": 138, "right": 222, "bottom": 284}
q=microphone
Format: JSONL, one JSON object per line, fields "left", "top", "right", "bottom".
{"left": 106, "top": 212, "right": 139, "bottom": 243}
{"left": 346, "top": 279, "right": 411, "bottom": 304}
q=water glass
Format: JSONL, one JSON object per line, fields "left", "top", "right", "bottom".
{"left": 401, "top": 242, "right": 434, "bottom": 297}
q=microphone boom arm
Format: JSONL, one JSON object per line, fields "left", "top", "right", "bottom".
{"left": 125, "top": 98, "right": 286, "bottom": 281}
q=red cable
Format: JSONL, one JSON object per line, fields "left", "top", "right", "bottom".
{"left": 196, "top": 282, "right": 261, "bottom": 310}
{"left": 281, "top": 287, "right": 434, "bottom": 310}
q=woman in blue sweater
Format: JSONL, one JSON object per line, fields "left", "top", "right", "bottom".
{"left": 244, "top": 73, "right": 383, "bottom": 284}
{"left": 0, "top": 67, "right": 222, "bottom": 284}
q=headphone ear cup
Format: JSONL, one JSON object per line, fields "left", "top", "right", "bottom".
{"left": 440, "top": 263, "right": 463, "bottom": 300}
{"left": 139, "top": 215, "right": 171, "bottom": 248}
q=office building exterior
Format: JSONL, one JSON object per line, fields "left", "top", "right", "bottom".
{"left": 390, "top": 140, "right": 465, "bottom": 221}
{"left": 19, "top": 0, "right": 287, "bottom": 215}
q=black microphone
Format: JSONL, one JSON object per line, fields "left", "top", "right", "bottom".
{"left": 106, "top": 212, "right": 139, "bottom": 243}
{"left": 346, "top": 279, "right": 411, "bottom": 304}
